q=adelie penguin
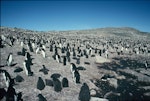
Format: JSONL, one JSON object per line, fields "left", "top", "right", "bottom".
{"left": 36, "top": 47, "right": 40, "bottom": 54}
{"left": 0, "top": 88, "right": 6, "bottom": 100}
{"left": 37, "top": 77, "right": 45, "bottom": 90}
{"left": 23, "top": 60, "right": 33, "bottom": 76}
{"left": 78, "top": 83, "right": 91, "bottom": 101}
{"left": 63, "top": 56, "right": 67, "bottom": 66}
{"left": 66, "top": 51, "right": 71, "bottom": 62}
{"left": 5, "top": 82, "right": 17, "bottom": 101}
{"left": 41, "top": 49, "right": 46, "bottom": 58}
{"left": 52, "top": 77, "right": 62, "bottom": 92}
{"left": 39, "top": 65, "right": 49, "bottom": 75}
{"left": 28, "top": 41, "right": 34, "bottom": 52}
{"left": 21, "top": 47, "right": 26, "bottom": 56}
{"left": 56, "top": 54, "right": 61, "bottom": 63}
{"left": 72, "top": 70, "right": 80, "bottom": 83}
{"left": 49, "top": 44, "right": 53, "bottom": 52}
{"left": 37, "top": 94, "right": 47, "bottom": 101}
{"left": 6, "top": 53, "right": 13, "bottom": 66}
{"left": 0, "top": 69, "right": 11, "bottom": 88}
{"left": 25, "top": 52, "right": 31, "bottom": 61}
{"left": 70, "top": 63, "right": 77, "bottom": 73}
{"left": 62, "top": 77, "right": 69, "bottom": 87}
{"left": 42, "top": 45, "right": 46, "bottom": 51}
{"left": 61, "top": 47, "right": 65, "bottom": 53}
{"left": 76, "top": 58, "right": 80, "bottom": 64}
{"left": 20, "top": 41, "right": 24, "bottom": 47}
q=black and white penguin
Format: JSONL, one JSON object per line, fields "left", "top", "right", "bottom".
{"left": 39, "top": 65, "right": 49, "bottom": 75}
{"left": 105, "top": 49, "right": 108, "bottom": 59}
{"left": 54, "top": 46, "right": 58, "bottom": 55}
{"left": 28, "top": 41, "right": 34, "bottom": 52}
{"left": 78, "top": 83, "right": 91, "bottom": 101}
{"left": 17, "top": 92, "right": 23, "bottom": 101}
{"left": 41, "top": 48, "right": 46, "bottom": 58}
{"left": 6, "top": 53, "right": 13, "bottom": 66}
{"left": 95, "top": 48, "right": 97, "bottom": 54}
{"left": 49, "top": 44, "right": 53, "bottom": 52}
{"left": 23, "top": 60, "right": 33, "bottom": 76}
{"left": 99, "top": 49, "right": 102, "bottom": 56}
{"left": 63, "top": 56, "right": 67, "bottom": 66}
{"left": 25, "top": 52, "right": 31, "bottom": 61}
{"left": 80, "top": 51, "right": 83, "bottom": 57}
{"left": 73, "top": 50, "right": 76, "bottom": 57}
{"left": 61, "top": 47, "right": 65, "bottom": 53}
{"left": 0, "top": 88, "right": 6, "bottom": 100}
{"left": 56, "top": 54, "right": 61, "bottom": 63}
{"left": 52, "top": 77, "right": 62, "bottom": 92}
{"left": 0, "top": 69, "right": 11, "bottom": 88}
{"left": 73, "top": 70, "right": 80, "bottom": 83}
{"left": 37, "top": 77, "right": 45, "bottom": 90}
{"left": 0, "top": 36, "right": 4, "bottom": 48}
{"left": 31, "top": 42, "right": 36, "bottom": 49}
{"left": 42, "top": 45, "right": 46, "bottom": 51}
{"left": 76, "top": 58, "right": 80, "bottom": 64}
{"left": 83, "top": 49, "right": 87, "bottom": 56}
{"left": 37, "top": 94, "right": 47, "bottom": 101}
{"left": 20, "top": 41, "right": 24, "bottom": 47}
{"left": 21, "top": 47, "right": 26, "bottom": 56}
{"left": 6, "top": 83, "right": 17, "bottom": 101}
{"left": 66, "top": 51, "right": 71, "bottom": 62}
{"left": 89, "top": 48, "right": 92, "bottom": 55}
{"left": 70, "top": 63, "right": 77, "bottom": 73}
{"left": 62, "top": 77, "right": 69, "bottom": 87}
{"left": 10, "top": 36, "right": 15, "bottom": 46}
{"left": 145, "top": 60, "right": 148, "bottom": 70}
{"left": 36, "top": 47, "right": 40, "bottom": 54}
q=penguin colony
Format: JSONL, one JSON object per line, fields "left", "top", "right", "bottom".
{"left": 0, "top": 27, "right": 150, "bottom": 101}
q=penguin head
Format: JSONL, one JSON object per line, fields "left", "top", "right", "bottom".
{"left": 37, "top": 94, "right": 42, "bottom": 97}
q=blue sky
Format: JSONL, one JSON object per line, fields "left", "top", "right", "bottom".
{"left": 1, "top": 0, "right": 150, "bottom": 32}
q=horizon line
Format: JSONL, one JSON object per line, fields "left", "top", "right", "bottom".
{"left": 1, "top": 26, "right": 149, "bottom": 33}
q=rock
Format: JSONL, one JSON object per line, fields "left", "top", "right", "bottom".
{"left": 104, "top": 91, "right": 120, "bottom": 99}
{"left": 90, "top": 97, "right": 109, "bottom": 101}
{"left": 95, "top": 56, "right": 111, "bottom": 64}
{"left": 139, "top": 86, "right": 150, "bottom": 90}
{"left": 90, "top": 89, "right": 97, "bottom": 96}
{"left": 116, "top": 75, "right": 126, "bottom": 80}
{"left": 108, "top": 78, "right": 118, "bottom": 89}
{"left": 144, "top": 92, "right": 150, "bottom": 97}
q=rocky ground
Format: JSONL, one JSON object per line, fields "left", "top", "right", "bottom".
{"left": 0, "top": 27, "right": 150, "bottom": 101}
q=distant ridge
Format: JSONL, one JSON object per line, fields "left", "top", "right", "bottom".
{"left": 0, "top": 26, "right": 145, "bottom": 32}
{"left": 1, "top": 26, "right": 150, "bottom": 38}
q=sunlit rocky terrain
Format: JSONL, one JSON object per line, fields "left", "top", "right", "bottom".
{"left": 0, "top": 26, "right": 150, "bottom": 101}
